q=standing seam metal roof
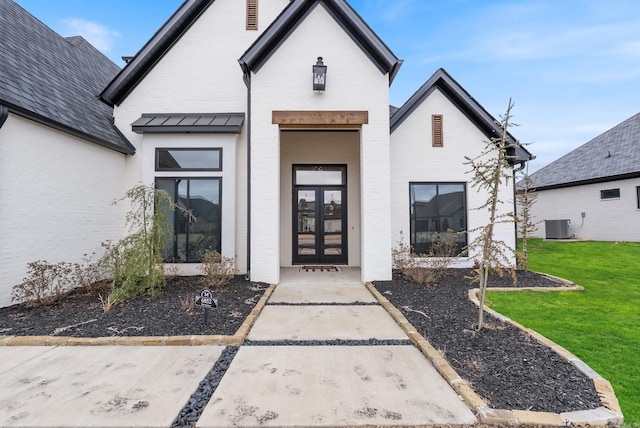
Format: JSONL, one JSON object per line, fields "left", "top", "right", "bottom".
{"left": 131, "top": 113, "right": 245, "bottom": 134}
{"left": 0, "top": 0, "right": 133, "bottom": 154}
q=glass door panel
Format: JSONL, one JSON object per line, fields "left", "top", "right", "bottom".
{"left": 297, "top": 190, "right": 316, "bottom": 257}
{"left": 323, "top": 190, "right": 342, "bottom": 257}
{"left": 293, "top": 187, "right": 347, "bottom": 264}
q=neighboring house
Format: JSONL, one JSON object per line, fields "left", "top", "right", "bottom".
{"left": 0, "top": 0, "right": 532, "bottom": 307}
{"left": 526, "top": 112, "right": 640, "bottom": 242}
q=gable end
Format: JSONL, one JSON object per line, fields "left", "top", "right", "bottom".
{"left": 239, "top": 0, "right": 401, "bottom": 84}
{"left": 391, "top": 68, "right": 533, "bottom": 164}
{"left": 100, "top": 0, "right": 216, "bottom": 106}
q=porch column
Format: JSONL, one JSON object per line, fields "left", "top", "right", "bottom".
{"left": 360, "top": 123, "right": 393, "bottom": 282}
{"left": 249, "top": 120, "right": 281, "bottom": 284}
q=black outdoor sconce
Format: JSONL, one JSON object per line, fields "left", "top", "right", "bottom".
{"left": 313, "top": 57, "right": 327, "bottom": 91}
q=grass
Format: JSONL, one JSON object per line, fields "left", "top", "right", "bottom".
{"left": 487, "top": 239, "right": 640, "bottom": 425}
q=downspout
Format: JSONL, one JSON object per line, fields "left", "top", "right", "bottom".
{"left": 0, "top": 104, "right": 9, "bottom": 129}
{"left": 243, "top": 69, "right": 252, "bottom": 279}
{"left": 512, "top": 160, "right": 526, "bottom": 258}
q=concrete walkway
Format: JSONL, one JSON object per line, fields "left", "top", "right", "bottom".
{"left": 0, "top": 268, "right": 476, "bottom": 427}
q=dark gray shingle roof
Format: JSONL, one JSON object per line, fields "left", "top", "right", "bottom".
{"left": 529, "top": 112, "right": 640, "bottom": 190}
{"left": 0, "top": 0, "right": 134, "bottom": 154}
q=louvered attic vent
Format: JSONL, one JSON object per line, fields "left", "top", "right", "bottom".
{"left": 247, "top": 0, "right": 258, "bottom": 30}
{"left": 432, "top": 114, "right": 443, "bottom": 147}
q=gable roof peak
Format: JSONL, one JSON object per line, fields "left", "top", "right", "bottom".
{"left": 391, "top": 68, "right": 533, "bottom": 164}
{"left": 239, "top": 0, "right": 402, "bottom": 85}
{"left": 101, "top": 0, "right": 216, "bottom": 106}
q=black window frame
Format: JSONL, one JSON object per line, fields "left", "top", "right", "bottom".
{"left": 636, "top": 186, "right": 640, "bottom": 209}
{"left": 155, "top": 148, "right": 223, "bottom": 172}
{"left": 409, "top": 182, "right": 468, "bottom": 256}
{"left": 156, "top": 177, "right": 222, "bottom": 263}
{"left": 600, "top": 188, "right": 620, "bottom": 200}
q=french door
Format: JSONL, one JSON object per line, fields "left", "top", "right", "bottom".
{"left": 293, "top": 166, "right": 347, "bottom": 265}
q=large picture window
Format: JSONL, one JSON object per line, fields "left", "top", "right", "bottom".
{"left": 156, "top": 178, "right": 222, "bottom": 262}
{"left": 410, "top": 182, "right": 467, "bottom": 255}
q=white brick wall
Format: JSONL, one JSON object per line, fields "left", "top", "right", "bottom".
{"left": 527, "top": 178, "right": 640, "bottom": 241}
{"left": 0, "top": 114, "right": 128, "bottom": 307}
{"left": 113, "top": 0, "right": 290, "bottom": 274}
{"left": 249, "top": 5, "right": 393, "bottom": 283}
{"left": 141, "top": 134, "right": 237, "bottom": 262}
{"left": 390, "top": 88, "right": 517, "bottom": 267}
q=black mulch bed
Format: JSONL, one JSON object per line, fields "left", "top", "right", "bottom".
{"left": 374, "top": 269, "right": 602, "bottom": 414}
{"left": 1, "top": 268, "right": 602, "bottom": 416}
{"left": 0, "top": 276, "right": 269, "bottom": 337}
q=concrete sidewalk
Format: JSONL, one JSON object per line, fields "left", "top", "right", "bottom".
{"left": 0, "top": 267, "right": 476, "bottom": 427}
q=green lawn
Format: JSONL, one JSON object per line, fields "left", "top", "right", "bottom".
{"left": 487, "top": 239, "right": 640, "bottom": 425}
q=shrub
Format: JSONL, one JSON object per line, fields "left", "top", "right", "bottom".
{"left": 391, "top": 231, "right": 458, "bottom": 286}
{"left": 99, "top": 185, "right": 180, "bottom": 303}
{"left": 199, "top": 250, "right": 235, "bottom": 291}
{"left": 11, "top": 260, "right": 72, "bottom": 307}
{"left": 11, "top": 254, "right": 105, "bottom": 307}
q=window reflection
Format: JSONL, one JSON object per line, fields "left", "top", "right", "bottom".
{"left": 156, "top": 149, "right": 221, "bottom": 171}
{"left": 410, "top": 183, "right": 467, "bottom": 255}
{"left": 156, "top": 178, "right": 221, "bottom": 262}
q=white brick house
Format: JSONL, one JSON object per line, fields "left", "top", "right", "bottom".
{"left": 0, "top": 0, "right": 532, "bottom": 307}
{"left": 524, "top": 112, "right": 640, "bottom": 242}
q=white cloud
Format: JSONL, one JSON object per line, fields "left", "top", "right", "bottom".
{"left": 58, "top": 18, "right": 121, "bottom": 53}
{"left": 615, "top": 40, "right": 640, "bottom": 56}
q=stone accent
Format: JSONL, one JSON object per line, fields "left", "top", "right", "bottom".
{"left": 512, "top": 410, "right": 567, "bottom": 426}
{"left": 476, "top": 407, "right": 519, "bottom": 425}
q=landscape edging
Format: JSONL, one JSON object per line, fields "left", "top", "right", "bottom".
{"left": 365, "top": 281, "right": 624, "bottom": 427}
{"left": 470, "top": 286, "right": 624, "bottom": 427}
{"left": 0, "top": 283, "right": 277, "bottom": 347}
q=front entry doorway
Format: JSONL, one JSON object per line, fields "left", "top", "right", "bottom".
{"left": 293, "top": 165, "right": 347, "bottom": 265}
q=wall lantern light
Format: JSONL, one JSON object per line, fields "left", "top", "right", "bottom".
{"left": 312, "top": 57, "right": 327, "bottom": 91}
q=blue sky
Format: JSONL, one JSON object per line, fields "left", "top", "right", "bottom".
{"left": 15, "top": 0, "right": 640, "bottom": 172}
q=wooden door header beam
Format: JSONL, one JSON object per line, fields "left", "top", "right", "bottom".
{"left": 272, "top": 111, "right": 368, "bottom": 128}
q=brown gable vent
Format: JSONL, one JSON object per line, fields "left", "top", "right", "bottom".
{"left": 432, "top": 114, "right": 443, "bottom": 147}
{"left": 247, "top": 0, "right": 258, "bottom": 30}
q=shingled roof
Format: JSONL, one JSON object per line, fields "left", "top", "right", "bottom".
{"left": 529, "top": 112, "right": 640, "bottom": 190}
{"left": 0, "top": 0, "right": 134, "bottom": 154}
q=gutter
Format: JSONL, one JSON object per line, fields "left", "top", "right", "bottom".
{"left": 0, "top": 101, "right": 134, "bottom": 155}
